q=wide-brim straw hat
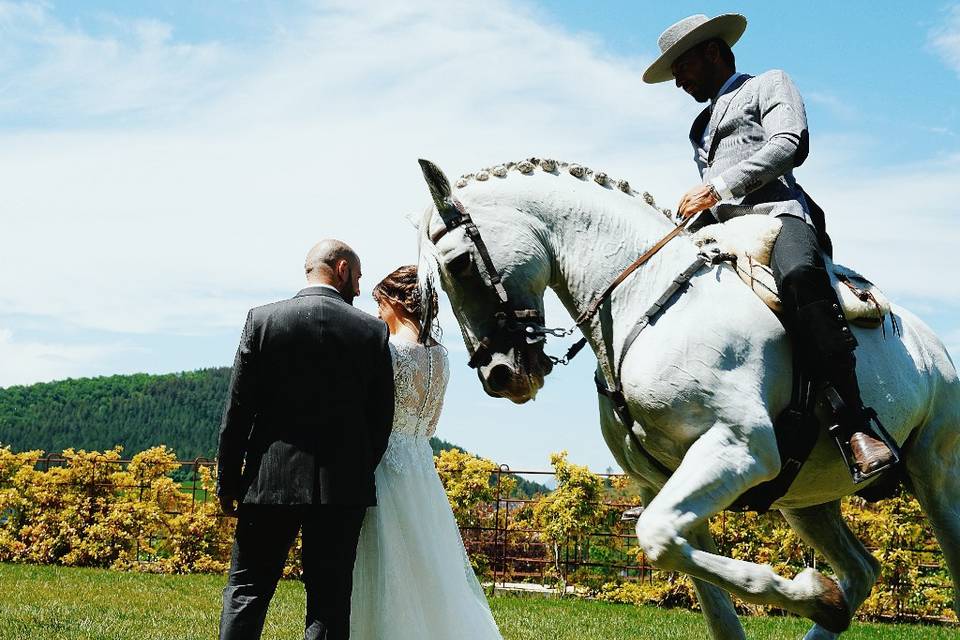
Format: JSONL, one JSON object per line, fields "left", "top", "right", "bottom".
{"left": 643, "top": 13, "right": 747, "bottom": 84}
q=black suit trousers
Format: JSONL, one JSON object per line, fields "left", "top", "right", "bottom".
{"left": 770, "top": 215, "right": 857, "bottom": 375}
{"left": 770, "top": 216, "right": 834, "bottom": 310}
{"left": 219, "top": 505, "right": 367, "bottom": 640}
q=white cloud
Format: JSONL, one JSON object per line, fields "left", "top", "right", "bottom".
{"left": 0, "top": 1, "right": 231, "bottom": 122}
{"left": 0, "top": 0, "right": 692, "bottom": 339}
{"left": 801, "top": 149, "right": 960, "bottom": 301}
{"left": 13, "top": 0, "right": 950, "bottom": 345}
{"left": 930, "top": 4, "right": 960, "bottom": 76}
{"left": 0, "top": 328, "right": 139, "bottom": 387}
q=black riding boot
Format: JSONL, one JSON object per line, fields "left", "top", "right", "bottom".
{"left": 771, "top": 216, "right": 897, "bottom": 480}
{"left": 795, "top": 299, "right": 898, "bottom": 478}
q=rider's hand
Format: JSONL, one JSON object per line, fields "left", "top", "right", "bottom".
{"left": 676, "top": 183, "right": 720, "bottom": 220}
{"left": 218, "top": 494, "right": 239, "bottom": 517}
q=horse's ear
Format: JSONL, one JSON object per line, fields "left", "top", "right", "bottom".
{"left": 418, "top": 159, "right": 451, "bottom": 205}
{"left": 418, "top": 159, "right": 462, "bottom": 229}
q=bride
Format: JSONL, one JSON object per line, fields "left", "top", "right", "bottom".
{"left": 349, "top": 265, "right": 504, "bottom": 640}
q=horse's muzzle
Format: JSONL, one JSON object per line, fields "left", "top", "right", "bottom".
{"left": 478, "top": 347, "right": 552, "bottom": 403}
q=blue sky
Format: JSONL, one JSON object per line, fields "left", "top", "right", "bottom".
{"left": 1, "top": 1, "right": 958, "bottom": 471}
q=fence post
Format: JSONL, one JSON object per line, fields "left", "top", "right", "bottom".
{"left": 191, "top": 458, "right": 200, "bottom": 511}
{"left": 492, "top": 464, "right": 506, "bottom": 594}
{"left": 893, "top": 497, "right": 902, "bottom": 622}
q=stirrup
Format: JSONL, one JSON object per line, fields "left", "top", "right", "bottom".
{"left": 824, "top": 386, "right": 901, "bottom": 484}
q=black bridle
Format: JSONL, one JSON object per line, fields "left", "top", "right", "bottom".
{"left": 427, "top": 192, "right": 562, "bottom": 369}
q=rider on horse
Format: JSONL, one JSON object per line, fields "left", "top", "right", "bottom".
{"left": 643, "top": 13, "right": 897, "bottom": 479}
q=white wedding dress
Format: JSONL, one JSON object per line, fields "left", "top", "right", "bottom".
{"left": 349, "top": 337, "right": 503, "bottom": 640}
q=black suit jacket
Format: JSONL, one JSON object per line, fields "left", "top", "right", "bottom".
{"left": 216, "top": 286, "right": 394, "bottom": 506}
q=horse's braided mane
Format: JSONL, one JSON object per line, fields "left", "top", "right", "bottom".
{"left": 454, "top": 157, "right": 671, "bottom": 218}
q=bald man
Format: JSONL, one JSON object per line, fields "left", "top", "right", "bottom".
{"left": 304, "top": 239, "right": 362, "bottom": 304}
{"left": 217, "top": 239, "right": 394, "bottom": 640}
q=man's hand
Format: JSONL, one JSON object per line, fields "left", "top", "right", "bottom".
{"left": 218, "top": 494, "right": 239, "bottom": 517}
{"left": 676, "top": 183, "right": 720, "bottom": 220}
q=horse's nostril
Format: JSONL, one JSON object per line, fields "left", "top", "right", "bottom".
{"left": 487, "top": 364, "right": 513, "bottom": 392}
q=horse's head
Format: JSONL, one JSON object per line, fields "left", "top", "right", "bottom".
{"left": 418, "top": 159, "right": 554, "bottom": 404}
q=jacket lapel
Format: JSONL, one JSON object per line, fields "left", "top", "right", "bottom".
{"left": 705, "top": 74, "right": 752, "bottom": 163}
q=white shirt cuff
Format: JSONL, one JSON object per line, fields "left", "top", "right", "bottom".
{"left": 710, "top": 176, "right": 733, "bottom": 200}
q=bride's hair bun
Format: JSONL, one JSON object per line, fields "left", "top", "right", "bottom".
{"left": 372, "top": 265, "right": 440, "bottom": 341}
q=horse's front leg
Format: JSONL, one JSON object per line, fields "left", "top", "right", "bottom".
{"left": 634, "top": 423, "right": 851, "bottom": 634}
{"left": 634, "top": 485, "right": 745, "bottom": 640}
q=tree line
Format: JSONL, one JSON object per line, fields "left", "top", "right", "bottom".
{"left": 0, "top": 368, "right": 546, "bottom": 496}
{"left": 0, "top": 369, "right": 232, "bottom": 459}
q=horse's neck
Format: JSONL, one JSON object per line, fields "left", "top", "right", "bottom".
{"left": 536, "top": 193, "right": 700, "bottom": 352}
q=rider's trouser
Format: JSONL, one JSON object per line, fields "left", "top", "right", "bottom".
{"left": 769, "top": 215, "right": 864, "bottom": 430}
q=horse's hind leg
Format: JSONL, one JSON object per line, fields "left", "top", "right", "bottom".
{"left": 781, "top": 501, "right": 880, "bottom": 640}
{"left": 903, "top": 410, "right": 960, "bottom": 618}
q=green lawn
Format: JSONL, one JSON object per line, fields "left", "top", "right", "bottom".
{"left": 0, "top": 563, "right": 956, "bottom": 639}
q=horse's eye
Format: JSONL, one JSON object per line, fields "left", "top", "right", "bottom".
{"left": 446, "top": 251, "right": 474, "bottom": 277}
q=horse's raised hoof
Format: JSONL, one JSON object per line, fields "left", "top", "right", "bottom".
{"left": 795, "top": 568, "right": 850, "bottom": 634}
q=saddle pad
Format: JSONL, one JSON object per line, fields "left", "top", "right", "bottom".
{"left": 691, "top": 215, "right": 890, "bottom": 328}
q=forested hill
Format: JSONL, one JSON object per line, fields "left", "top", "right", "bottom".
{"left": 0, "top": 368, "right": 493, "bottom": 465}
{"left": 0, "top": 369, "right": 233, "bottom": 459}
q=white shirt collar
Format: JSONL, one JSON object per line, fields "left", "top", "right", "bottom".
{"left": 712, "top": 72, "right": 744, "bottom": 107}
{"left": 310, "top": 283, "right": 341, "bottom": 294}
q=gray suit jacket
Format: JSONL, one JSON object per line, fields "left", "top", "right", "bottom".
{"left": 216, "top": 286, "right": 394, "bottom": 506}
{"left": 690, "top": 70, "right": 811, "bottom": 224}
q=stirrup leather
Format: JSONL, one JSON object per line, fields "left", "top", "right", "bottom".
{"left": 824, "top": 386, "right": 901, "bottom": 484}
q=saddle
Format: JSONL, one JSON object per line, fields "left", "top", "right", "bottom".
{"left": 692, "top": 215, "right": 891, "bottom": 330}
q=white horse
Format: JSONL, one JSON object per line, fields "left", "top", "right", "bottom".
{"left": 416, "top": 158, "right": 960, "bottom": 640}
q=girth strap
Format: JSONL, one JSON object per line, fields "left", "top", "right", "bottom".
{"left": 729, "top": 345, "right": 817, "bottom": 513}
{"left": 594, "top": 256, "right": 708, "bottom": 480}
{"left": 595, "top": 371, "right": 674, "bottom": 479}
{"left": 614, "top": 257, "right": 708, "bottom": 382}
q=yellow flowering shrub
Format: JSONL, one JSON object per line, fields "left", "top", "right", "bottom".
{"left": 594, "top": 576, "right": 698, "bottom": 610}
{"left": 434, "top": 448, "right": 514, "bottom": 526}
{"left": 0, "top": 445, "right": 233, "bottom": 573}
{"left": 434, "top": 447, "right": 515, "bottom": 577}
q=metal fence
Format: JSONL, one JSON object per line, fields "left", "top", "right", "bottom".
{"left": 5, "top": 454, "right": 955, "bottom": 624}
{"left": 460, "top": 465, "right": 653, "bottom": 589}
